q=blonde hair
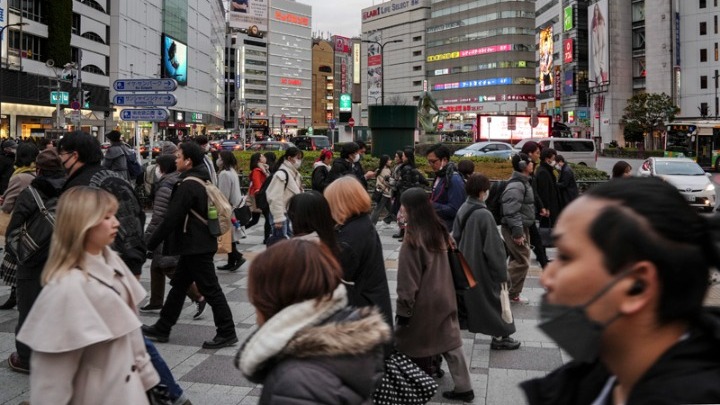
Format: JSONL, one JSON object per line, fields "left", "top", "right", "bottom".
{"left": 323, "top": 176, "right": 371, "bottom": 225}
{"left": 41, "top": 187, "right": 119, "bottom": 285}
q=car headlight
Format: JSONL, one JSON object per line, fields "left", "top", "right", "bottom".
{"left": 706, "top": 183, "right": 716, "bottom": 192}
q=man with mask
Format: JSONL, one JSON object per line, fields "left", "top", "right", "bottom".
{"left": 521, "top": 178, "right": 720, "bottom": 404}
{"left": 326, "top": 142, "right": 364, "bottom": 187}
{"left": 0, "top": 139, "right": 17, "bottom": 194}
{"left": 426, "top": 143, "right": 465, "bottom": 232}
{"left": 194, "top": 135, "right": 217, "bottom": 185}
{"left": 534, "top": 147, "right": 560, "bottom": 229}
{"left": 352, "top": 140, "right": 375, "bottom": 190}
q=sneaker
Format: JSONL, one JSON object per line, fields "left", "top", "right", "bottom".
{"left": 491, "top": 336, "right": 521, "bottom": 350}
{"left": 442, "top": 390, "right": 475, "bottom": 402}
{"left": 510, "top": 296, "right": 529, "bottom": 305}
{"left": 202, "top": 335, "right": 238, "bottom": 349}
{"left": 139, "top": 303, "right": 163, "bottom": 313}
{"left": 193, "top": 299, "right": 207, "bottom": 320}
{"left": 142, "top": 324, "right": 170, "bottom": 343}
{"left": 8, "top": 352, "right": 30, "bottom": 374}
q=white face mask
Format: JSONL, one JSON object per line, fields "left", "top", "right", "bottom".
{"left": 216, "top": 158, "right": 223, "bottom": 168}
{"left": 293, "top": 158, "right": 302, "bottom": 169}
{"left": 353, "top": 154, "right": 360, "bottom": 163}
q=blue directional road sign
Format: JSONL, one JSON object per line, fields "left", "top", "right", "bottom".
{"left": 120, "top": 109, "right": 169, "bottom": 122}
{"left": 113, "top": 94, "right": 177, "bottom": 107}
{"left": 113, "top": 79, "right": 178, "bottom": 92}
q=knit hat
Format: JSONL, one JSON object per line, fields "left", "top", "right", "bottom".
{"left": 161, "top": 142, "right": 178, "bottom": 156}
{"left": 35, "top": 149, "right": 63, "bottom": 173}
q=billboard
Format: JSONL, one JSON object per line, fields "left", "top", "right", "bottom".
{"left": 589, "top": 0, "right": 609, "bottom": 85}
{"left": 366, "top": 31, "right": 382, "bottom": 105}
{"left": 563, "top": 70, "right": 575, "bottom": 96}
{"left": 563, "top": 39, "right": 573, "bottom": 63}
{"left": 539, "top": 26, "right": 554, "bottom": 93}
{"left": 334, "top": 36, "right": 351, "bottom": 54}
{"left": 339, "top": 94, "right": 352, "bottom": 112}
{"left": 477, "top": 115, "right": 551, "bottom": 140}
{"left": 228, "top": 0, "right": 268, "bottom": 33}
{"left": 564, "top": 6, "right": 573, "bottom": 31}
{"left": 161, "top": 34, "right": 188, "bottom": 86}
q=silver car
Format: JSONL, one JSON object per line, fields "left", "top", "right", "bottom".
{"left": 453, "top": 141, "right": 514, "bottom": 159}
{"left": 637, "top": 157, "right": 716, "bottom": 212}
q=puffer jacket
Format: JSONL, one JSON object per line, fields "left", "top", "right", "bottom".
{"left": 102, "top": 142, "right": 129, "bottom": 181}
{"left": 501, "top": 171, "right": 535, "bottom": 238}
{"left": 266, "top": 160, "right": 303, "bottom": 224}
{"left": 145, "top": 171, "right": 180, "bottom": 268}
{"left": 236, "top": 285, "right": 391, "bottom": 405}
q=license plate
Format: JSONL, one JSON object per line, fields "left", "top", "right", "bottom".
{"left": 685, "top": 194, "right": 696, "bottom": 202}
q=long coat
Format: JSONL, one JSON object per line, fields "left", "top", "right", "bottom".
{"left": 452, "top": 198, "right": 516, "bottom": 336}
{"left": 395, "top": 238, "right": 462, "bottom": 358}
{"left": 556, "top": 164, "right": 579, "bottom": 210}
{"left": 534, "top": 162, "right": 561, "bottom": 227}
{"left": 17, "top": 248, "right": 159, "bottom": 404}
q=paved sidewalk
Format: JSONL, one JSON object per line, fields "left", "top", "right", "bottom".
{"left": 0, "top": 223, "right": 718, "bottom": 405}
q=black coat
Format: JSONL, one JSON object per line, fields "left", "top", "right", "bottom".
{"left": 336, "top": 214, "right": 394, "bottom": 329}
{"left": 147, "top": 166, "right": 217, "bottom": 255}
{"left": 0, "top": 153, "right": 15, "bottom": 194}
{"left": 557, "top": 164, "right": 579, "bottom": 210}
{"left": 534, "top": 162, "right": 561, "bottom": 227}
{"left": 521, "top": 308, "right": 720, "bottom": 405}
{"left": 326, "top": 158, "right": 356, "bottom": 187}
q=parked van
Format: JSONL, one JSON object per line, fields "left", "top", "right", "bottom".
{"left": 514, "top": 137, "right": 597, "bottom": 168}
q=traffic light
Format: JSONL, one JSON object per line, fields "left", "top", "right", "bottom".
{"left": 83, "top": 90, "right": 91, "bottom": 108}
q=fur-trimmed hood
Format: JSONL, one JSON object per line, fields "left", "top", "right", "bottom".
{"left": 236, "top": 285, "right": 391, "bottom": 383}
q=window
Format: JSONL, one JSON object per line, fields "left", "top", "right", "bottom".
{"left": 716, "top": 43, "right": 719, "bottom": 61}
{"left": 701, "top": 0, "right": 707, "bottom": 8}
{"left": 413, "top": 50, "right": 422, "bottom": 56}
{"left": 701, "top": 21, "right": 707, "bottom": 35}
{"left": 701, "top": 75, "right": 708, "bottom": 89}
{"left": 716, "top": 15, "right": 718, "bottom": 34}
{"left": 7, "top": 31, "right": 44, "bottom": 61}
{"left": 72, "top": 13, "right": 81, "bottom": 35}
{"left": 413, "top": 80, "right": 422, "bottom": 86}
{"left": 413, "top": 36, "right": 422, "bottom": 42}
{"left": 413, "top": 65, "right": 422, "bottom": 71}
{"left": 702, "top": 48, "right": 708, "bottom": 62}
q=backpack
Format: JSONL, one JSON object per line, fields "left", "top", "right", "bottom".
{"left": 486, "top": 178, "right": 523, "bottom": 224}
{"left": 183, "top": 176, "right": 232, "bottom": 235}
{"left": 124, "top": 147, "right": 143, "bottom": 179}
{"left": 7, "top": 187, "right": 57, "bottom": 266}
{"left": 255, "top": 169, "right": 288, "bottom": 212}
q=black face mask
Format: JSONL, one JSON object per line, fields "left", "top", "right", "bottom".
{"left": 62, "top": 154, "right": 78, "bottom": 175}
{"left": 538, "top": 271, "right": 630, "bottom": 363}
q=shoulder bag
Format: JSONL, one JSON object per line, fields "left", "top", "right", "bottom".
{"left": 372, "top": 350, "right": 438, "bottom": 405}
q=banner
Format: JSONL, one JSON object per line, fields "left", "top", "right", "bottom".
{"left": 563, "top": 39, "right": 573, "bottom": 63}
{"left": 228, "top": 0, "right": 268, "bottom": 33}
{"left": 588, "top": 0, "right": 609, "bottom": 85}
{"left": 564, "top": 6, "right": 573, "bottom": 31}
{"left": 539, "top": 26, "right": 554, "bottom": 93}
{"left": 334, "top": 36, "right": 351, "bottom": 54}
{"left": 367, "top": 31, "right": 382, "bottom": 105}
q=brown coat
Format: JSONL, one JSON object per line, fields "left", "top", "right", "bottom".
{"left": 395, "top": 240, "right": 462, "bottom": 358}
{"left": 17, "top": 248, "right": 159, "bottom": 404}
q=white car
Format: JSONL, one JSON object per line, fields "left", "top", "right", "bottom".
{"left": 637, "top": 157, "right": 716, "bottom": 212}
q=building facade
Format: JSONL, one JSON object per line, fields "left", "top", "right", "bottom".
{"left": 311, "top": 39, "right": 334, "bottom": 129}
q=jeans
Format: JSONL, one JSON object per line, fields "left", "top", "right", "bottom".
{"left": 267, "top": 212, "right": 292, "bottom": 238}
{"left": 144, "top": 337, "right": 183, "bottom": 400}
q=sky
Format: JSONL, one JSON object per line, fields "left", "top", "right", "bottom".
{"left": 301, "top": 0, "right": 377, "bottom": 38}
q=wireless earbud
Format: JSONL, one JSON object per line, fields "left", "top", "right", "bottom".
{"left": 628, "top": 280, "right": 645, "bottom": 296}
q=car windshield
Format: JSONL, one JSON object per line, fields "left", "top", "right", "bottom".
{"left": 313, "top": 137, "right": 330, "bottom": 147}
{"left": 467, "top": 143, "right": 487, "bottom": 150}
{"left": 654, "top": 161, "right": 706, "bottom": 176}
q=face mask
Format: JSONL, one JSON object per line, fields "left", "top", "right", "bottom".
{"left": 353, "top": 154, "right": 360, "bottom": 163}
{"left": 537, "top": 271, "right": 629, "bottom": 363}
{"left": 293, "top": 159, "right": 302, "bottom": 169}
{"left": 216, "top": 158, "right": 223, "bottom": 168}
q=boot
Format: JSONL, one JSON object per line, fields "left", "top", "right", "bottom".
{"left": 392, "top": 228, "right": 405, "bottom": 239}
{"left": 0, "top": 287, "right": 16, "bottom": 310}
{"left": 217, "top": 254, "right": 237, "bottom": 270}
{"left": 227, "top": 251, "right": 245, "bottom": 272}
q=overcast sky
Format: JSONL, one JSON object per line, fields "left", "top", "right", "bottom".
{"left": 302, "top": 0, "right": 377, "bottom": 38}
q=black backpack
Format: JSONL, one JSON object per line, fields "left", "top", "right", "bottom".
{"left": 123, "top": 147, "right": 143, "bottom": 180}
{"left": 255, "top": 169, "right": 288, "bottom": 212}
{"left": 485, "top": 178, "right": 523, "bottom": 224}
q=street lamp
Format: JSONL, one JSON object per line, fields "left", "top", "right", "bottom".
{"left": 0, "top": 22, "right": 28, "bottom": 137}
{"left": 361, "top": 38, "right": 403, "bottom": 105}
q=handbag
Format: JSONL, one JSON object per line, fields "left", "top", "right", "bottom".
{"left": 447, "top": 246, "right": 478, "bottom": 290}
{"left": 538, "top": 226, "right": 554, "bottom": 247}
{"left": 372, "top": 350, "right": 438, "bottom": 405}
{"left": 500, "top": 282, "right": 513, "bottom": 323}
{"left": 217, "top": 230, "right": 232, "bottom": 254}
{"left": 234, "top": 197, "right": 252, "bottom": 226}
{"left": 6, "top": 187, "right": 57, "bottom": 265}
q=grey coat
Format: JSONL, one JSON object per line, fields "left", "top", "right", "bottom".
{"left": 452, "top": 198, "right": 516, "bottom": 336}
{"left": 102, "top": 142, "right": 129, "bottom": 181}
{"left": 501, "top": 171, "right": 535, "bottom": 238}
{"left": 145, "top": 171, "right": 180, "bottom": 269}
{"left": 395, "top": 239, "right": 462, "bottom": 358}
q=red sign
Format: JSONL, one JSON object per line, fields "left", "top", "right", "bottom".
{"left": 348, "top": 118, "right": 355, "bottom": 127}
{"left": 554, "top": 67, "right": 561, "bottom": 101}
{"left": 437, "top": 122, "right": 444, "bottom": 130}
{"left": 281, "top": 78, "right": 302, "bottom": 86}
{"left": 563, "top": 39, "right": 574, "bottom": 63}
{"left": 274, "top": 10, "right": 309, "bottom": 27}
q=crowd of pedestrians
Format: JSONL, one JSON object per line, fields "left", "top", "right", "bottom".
{"left": 1, "top": 134, "right": 719, "bottom": 405}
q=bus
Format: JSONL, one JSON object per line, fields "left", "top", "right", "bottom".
{"left": 665, "top": 121, "right": 720, "bottom": 171}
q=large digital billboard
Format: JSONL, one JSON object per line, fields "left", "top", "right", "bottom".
{"left": 161, "top": 34, "right": 187, "bottom": 85}
{"left": 539, "top": 26, "right": 554, "bottom": 93}
{"left": 476, "top": 115, "right": 551, "bottom": 141}
{"left": 228, "top": 0, "right": 268, "bottom": 33}
{"left": 589, "top": 0, "right": 609, "bottom": 85}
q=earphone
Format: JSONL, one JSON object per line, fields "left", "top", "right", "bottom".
{"left": 517, "top": 159, "right": 528, "bottom": 171}
{"left": 628, "top": 280, "right": 645, "bottom": 296}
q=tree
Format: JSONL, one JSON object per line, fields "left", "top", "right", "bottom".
{"left": 620, "top": 93, "right": 680, "bottom": 138}
{"left": 623, "top": 121, "right": 645, "bottom": 144}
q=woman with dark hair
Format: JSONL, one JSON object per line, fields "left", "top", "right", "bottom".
{"left": 235, "top": 239, "right": 390, "bottom": 403}
{"left": 522, "top": 177, "right": 720, "bottom": 404}
{"left": 266, "top": 147, "right": 304, "bottom": 240}
{"left": 396, "top": 187, "right": 474, "bottom": 402}
{"left": 287, "top": 191, "right": 340, "bottom": 257}
{"left": 391, "top": 147, "right": 428, "bottom": 240}
{"left": 311, "top": 149, "right": 333, "bottom": 193}
{"left": 244, "top": 152, "right": 268, "bottom": 229}
{"left": 369, "top": 154, "right": 393, "bottom": 226}
{"left": 612, "top": 160, "right": 632, "bottom": 179}
{"left": 457, "top": 159, "right": 475, "bottom": 181}
{"left": 217, "top": 151, "right": 245, "bottom": 271}
{"left": 263, "top": 152, "right": 277, "bottom": 172}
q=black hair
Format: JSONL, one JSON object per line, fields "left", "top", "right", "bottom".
{"left": 540, "top": 148, "right": 557, "bottom": 161}
{"left": 520, "top": 141, "right": 540, "bottom": 155}
{"left": 556, "top": 155, "right": 566, "bottom": 164}
{"left": 395, "top": 150, "right": 404, "bottom": 161}
{"left": 612, "top": 160, "right": 632, "bottom": 178}
{"left": 584, "top": 177, "right": 717, "bottom": 323}
{"left": 218, "top": 151, "right": 238, "bottom": 171}
{"left": 264, "top": 152, "right": 277, "bottom": 171}
{"left": 287, "top": 191, "right": 340, "bottom": 257}
{"left": 15, "top": 142, "right": 39, "bottom": 168}
{"left": 106, "top": 130, "right": 122, "bottom": 142}
{"left": 178, "top": 141, "right": 205, "bottom": 167}
{"left": 401, "top": 187, "right": 448, "bottom": 250}
{"left": 511, "top": 153, "right": 532, "bottom": 172}
{"left": 402, "top": 147, "right": 417, "bottom": 168}
{"left": 426, "top": 143, "right": 451, "bottom": 160}
{"left": 156, "top": 154, "right": 176, "bottom": 174}
{"left": 376, "top": 154, "right": 390, "bottom": 175}
{"left": 465, "top": 173, "right": 490, "bottom": 197}
{"left": 356, "top": 140, "right": 367, "bottom": 150}
{"left": 274, "top": 147, "right": 303, "bottom": 172}
{"left": 249, "top": 152, "right": 263, "bottom": 171}
{"left": 340, "top": 142, "right": 360, "bottom": 159}
{"left": 38, "top": 138, "right": 53, "bottom": 150}
{"left": 457, "top": 159, "right": 475, "bottom": 179}
{"left": 57, "top": 131, "right": 103, "bottom": 164}
{"left": 195, "top": 135, "right": 209, "bottom": 146}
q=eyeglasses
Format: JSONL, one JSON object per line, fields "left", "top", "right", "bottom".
{"left": 428, "top": 158, "right": 440, "bottom": 165}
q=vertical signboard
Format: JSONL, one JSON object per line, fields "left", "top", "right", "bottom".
{"left": 563, "top": 70, "right": 575, "bottom": 96}
{"left": 367, "top": 31, "right": 382, "bottom": 105}
{"left": 563, "top": 39, "right": 573, "bottom": 63}
{"left": 589, "top": 0, "right": 609, "bottom": 85}
{"left": 564, "top": 6, "right": 573, "bottom": 31}
{"left": 675, "top": 12, "right": 681, "bottom": 66}
{"left": 228, "top": 0, "right": 268, "bottom": 32}
{"left": 353, "top": 43, "right": 361, "bottom": 84}
{"left": 539, "top": 26, "right": 554, "bottom": 93}
{"left": 339, "top": 94, "right": 352, "bottom": 112}
{"left": 554, "top": 66, "right": 561, "bottom": 100}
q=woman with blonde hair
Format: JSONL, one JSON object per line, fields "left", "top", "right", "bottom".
{"left": 17, "top": 186, "right": 160, "bottom": 404}
{"left": 324, "top": 176, "right": 393, "bottom": 328}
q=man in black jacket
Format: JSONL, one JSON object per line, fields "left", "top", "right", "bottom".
{"left": 58, "top": 131, "right": 146, "bottom": 276}
{"left": 325, "top": 142, "right": 360, "bottom": 186}
{"left": 142, "top": 142, "right": 238, "bottom": 349}
{"left": 534, "top": 147, "right": 560, "bottom": 228}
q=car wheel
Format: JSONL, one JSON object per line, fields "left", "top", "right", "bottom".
{"left": 578, "top": 162, "right": 587, "bottom": 166}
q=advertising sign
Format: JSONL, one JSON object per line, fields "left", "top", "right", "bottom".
{"left": 50, "top": 91, "right": 70, "bottom": 105}
{"left": 161, "top": 34, "right": 188, "bottom": 86}
{"left": 477, "top": 115, "right": 551, "bottom": 140}
{"left": 366, "top": 31, "right": 382, "bottom": 105}
{"left": 589, "top": 0, "right": 609, "bottom": 85}
{"left": 353, "top": 43, "right": 361, "bottom": 84}
{"left": 427, "top": 44, "right": 512, "bottom": 62}
{"left": 564, "top": 6, "right": 573, "bottom": 31}
{"left": 539, "top": 26, "right": 554, "bottom": 93}
{"left": 555, "top": 67, "right": 562, "bottom": 100}
{"left": 228, "top": 0, "right": 268, "bottom": 32}
{"left": 563, "top": 39, "right": 573, "bottom": 63}
{"left": 563, "top": 70, "right": 574, "bottom": 96}
{"left": 334, "top": 36, "right": 351, "bottom": 54}
{"left": 362, "top": 0, "right": 424, "bottom": 22}
{"left": 339, "top": 94, "right": 352, "bottom": 112}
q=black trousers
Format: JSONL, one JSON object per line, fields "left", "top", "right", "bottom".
{"left": 15, "top": 276, "right": 43, "bottom": 363}
{"left": 528, "top": 223, "right": 548, "bottom": 268}
{"left": 156, "top": 253, "right": 236, "bottom": 338}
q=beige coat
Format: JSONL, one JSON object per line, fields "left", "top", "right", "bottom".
{"left": 17, "top": 248, "right": 159, "bottom": 405}
{"left": 266, "top": 160, "right": 303, "bottom": 224}
{"left": 395, "top": 239, "right": 462, "bottom": 358}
